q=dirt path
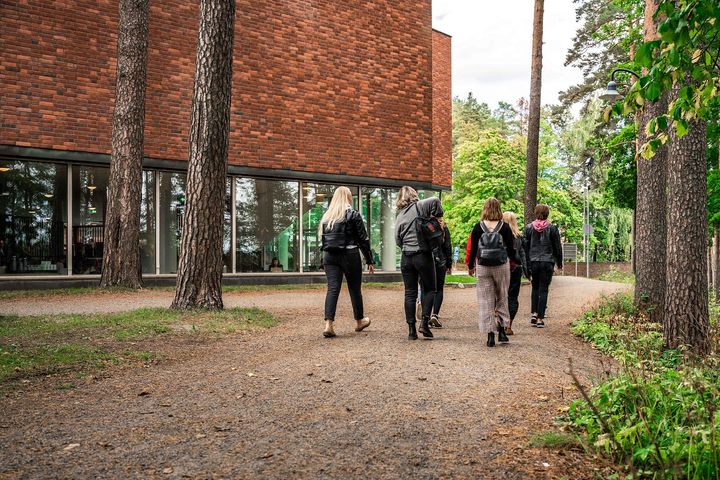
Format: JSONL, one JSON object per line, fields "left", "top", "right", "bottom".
{"left": 0, "top": 276, "right": 627, "bottom": 479}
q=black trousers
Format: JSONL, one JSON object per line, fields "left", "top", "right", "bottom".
{"left": 508, "top": 265, "right": 523, "bottom": 322}
{"left": 401, "top": 251, "right": 436, "bottom": 324}
{"left": 324, "top": 249, "right": 364, "bottom": 321}
{"left": 530, "top": 261, "right": 554, "bottom": 319}
{"left": 432, "top": 264, "right": 447, "bottom": 316}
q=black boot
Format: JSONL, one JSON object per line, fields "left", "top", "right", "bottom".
{"left": 487, "top": 332, "right": 495, "bottom": 347}
{"left": 498, "top": 326, "right": 509, "bottom": 343}
{"left": 408, "top": 323, "right": 418, "bottom": 340}
{"left": 418, "top": 317, "right": 434, "bottom": 338}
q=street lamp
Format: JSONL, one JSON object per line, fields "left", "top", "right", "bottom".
{"left": 600, "top": 68, "right": 641, "bottom": 102}
{"left": 583, "top": 157, "right": 594, "bottom": 278}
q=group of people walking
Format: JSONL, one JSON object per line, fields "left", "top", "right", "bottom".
{"left": 318, "top": 186, "right": 563, "bottom": 346}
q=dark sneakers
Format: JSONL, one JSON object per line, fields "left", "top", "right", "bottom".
{"left": 418, "top": 318, "right": 434, "bottom": 338}
{"left": 487, "top": 332, "right": 496, "bottom": 347}
{"left": 429, "top": 314, "right": 443, "bottom": 328}
{"left": 530, "top": 314, "right": 538, "bottom": 326}
{"left": 536, "top": 319, "right": 546, "bottom": 328}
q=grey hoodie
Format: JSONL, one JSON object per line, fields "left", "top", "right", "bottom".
{"left": 395, "top": 197, "right": 444, "bottom": 253}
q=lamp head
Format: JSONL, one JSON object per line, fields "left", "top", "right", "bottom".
{"left": 600, "top": 81, "right": 622, "bottom": 102}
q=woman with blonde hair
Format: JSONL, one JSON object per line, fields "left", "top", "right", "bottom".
{"left": 319, "top": 186, "right": 375, "bottom": 338}
{"left": 394, "top": 186, "right": 444, "bottom": 340}
{"left": 467, "top": 198, "right": 516, "bottom": 347}
{"left": 502, "top": 211, "right": 527, "bottom": 335}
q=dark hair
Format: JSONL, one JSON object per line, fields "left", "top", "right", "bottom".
{"left": 534, "top": 204, "right": 550, "bottom": 220}
{"left": 481, "top": 197, "right": 503, "bottom": 221}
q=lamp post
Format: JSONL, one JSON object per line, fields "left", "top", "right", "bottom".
{"left": 600, "top": 68, "right": 641, "bottom": 103}
{"left": 583, "top": 157, "right": 594, "bottom": 278}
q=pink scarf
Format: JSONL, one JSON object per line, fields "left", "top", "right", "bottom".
{"left": 532, "top": 219, "right": 549, "bottom": 232}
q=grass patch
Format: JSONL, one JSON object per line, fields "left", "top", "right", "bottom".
{"left": 446, "top": 274, "right": 476, "bottom": 284}
{"left": 528, "top": 431, "right": 583, "bottom": 450}
{"left": 566, "top": 292, "right": 720, "bottom": 479}
{"left": 596, "top": 267, "right": 635, "bottom": 284}
{"left": 0, "top": 307, "right": 280, "bottom": 383}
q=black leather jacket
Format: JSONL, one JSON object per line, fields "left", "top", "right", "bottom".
{"left": 321, "top": 209, "right": 374, "bottom": 265}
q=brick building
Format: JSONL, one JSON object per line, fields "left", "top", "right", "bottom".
{"left": 0, "top": 1, "right": 451, "bottom": 283}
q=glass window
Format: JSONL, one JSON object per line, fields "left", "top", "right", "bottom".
{"left": 140, "top": 170, "right": 155, "bottom": 274}
{"left": 360, "top": 187, "right": 399, "bottom": 271}
{"left": 72, "top": 166, "right": 109, "bottom": 274}
{"left": 0, "top": 160, "right": 68, "bottom": 275}
{"left": 236, "top": 178, "right": 299, "bottom": 272}
{"left": 302, "top": 184, "right": 358, "bottom": 271}
{"left": 158, "top": 171, "right": 186, "bottom": 274}
{"left": 223, "top": 179, "right": 232, "bottom": 273}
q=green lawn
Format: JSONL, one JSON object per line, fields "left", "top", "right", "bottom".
{"left": 0, "top": 307, "right": 279, "bottom": 383}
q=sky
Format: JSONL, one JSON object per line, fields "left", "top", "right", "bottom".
{"left": 432, "top": 0, "right": 586, "bottom": 110}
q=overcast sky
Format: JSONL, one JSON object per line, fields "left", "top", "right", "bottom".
{"left": 432, "top": 0, "right": 585, "bottom": 110}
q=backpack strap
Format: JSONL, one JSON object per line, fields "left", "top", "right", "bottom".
{"left": 479, "top": 220, "right": 503, "bottom": 233}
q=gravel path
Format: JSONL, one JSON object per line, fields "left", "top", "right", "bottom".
{"left": 0, "top": 276, "right": 627, "bottom": 479}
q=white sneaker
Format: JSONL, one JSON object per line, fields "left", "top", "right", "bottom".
{"left": 355, "top": 317, "right": 371, "bottom": 332}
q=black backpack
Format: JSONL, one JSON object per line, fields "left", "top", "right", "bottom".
{"left": 477, "top": 221, "right": 508, "bottom": 266}
{"left": 414, "top": 203, "right": 443, "bottom": 251}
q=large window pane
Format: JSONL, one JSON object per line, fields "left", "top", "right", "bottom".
{"left": 360, "top": 187, "right": 398, "bottom": 271}
{"left": 72, "top": 166, "right": 109, "bottom": 274}
{"left": 224, "top": 179, "right": 232, "bottom": 273}
{"left": 236, "top": 178, "right": 298, "bottom": 272}
{"left": 0, "top": 160, "right": 68, "bottom": 275}
{"left": 158, "top": 172, "right": 186, "bottom": 274}
{"left": 140, "top": 170, "right": 155, "bottom": 274}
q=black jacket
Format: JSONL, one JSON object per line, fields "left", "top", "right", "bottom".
{"left": 468, "top": 221, "right": 516, "bottom": 267}
{"left": 524, "top": 223, "right": 563, "bottom": 269}
{"left": 321, "top": 209, "right": 374, "bottom": 265}
{"left": 433, "top": 226, "right": 453, "bottom": 269}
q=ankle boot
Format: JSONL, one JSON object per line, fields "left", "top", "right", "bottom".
{"left": 486, "top": 332, "right": 495, "bottom": 347}
{"left": 355, "top": 317, "right": 371, "bottom": 332}
{"left": 418, "top": 317, "right": 433, "bottom": 338}
{"left": 323, "top": 320, "right": 336, "bottom": 338}
{"left": 498, "top": 326, "right": 509, "bottom": 343}
{"left": 408, "top": 323, "right": 418, "bottom": 340}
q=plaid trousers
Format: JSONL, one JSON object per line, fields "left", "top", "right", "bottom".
{"left": 475, "top": 262, "right": 511, "bottom": 333}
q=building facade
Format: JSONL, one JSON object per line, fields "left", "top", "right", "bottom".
{"left": 0, "top": 1, "right": 451, "bottom": 281}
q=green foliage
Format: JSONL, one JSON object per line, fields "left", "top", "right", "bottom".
{"left": 604, "top": 124, "right": 637, "bottom": 210}
{"left": 528, "top": 431, "right": 584, "bottom": 450}
{"left": 568, "top": 293, "right": 720, "bottom": 478}
{"left": 597, "top": 266, "right": 635, "bottom": 284}
{"left": 708, "top": 170, "right": 720, "bottom": 228}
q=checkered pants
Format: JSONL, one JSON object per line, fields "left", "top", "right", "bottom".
{"left": 475, "top": 262, "right": 511, "bottom": 333}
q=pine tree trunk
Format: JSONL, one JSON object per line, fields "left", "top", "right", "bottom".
{"left": 664, "top": 83, "right": 710, "bottom": 354}
{"left": 634, "top": 0, "right": 667, "bottom": 322}
{"left": 171, "top": 0, "right": 236, "bottom": 310}
{"left": 100, "top": 0, "right": 149, "bottom": 289}
{"left": 523, "top": 0, "right": 544, "bottom": 225}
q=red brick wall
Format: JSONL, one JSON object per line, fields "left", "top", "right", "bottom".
{"left": 1, "top": 0, "right": 449, "bottom": 186}
{"left": 431, "top": 30, "right": 451, "bottom": 188}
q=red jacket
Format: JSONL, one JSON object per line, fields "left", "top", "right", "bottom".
{"left": 465, "top": 233, "right": 473, "bottom": 268}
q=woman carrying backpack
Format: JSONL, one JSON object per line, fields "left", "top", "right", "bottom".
{"left": 502, "top": 211, "right": 527, "bottom": 335}
{"left": 320, "top": 186, "right": 375, "bottom": 338}
{"left": 523, "top": 204, "right": 563, "bottom": 329}
{"left": 467, "top": 198, "right": 516, "bottom": 347}
{"left": 395, "top": 186, "right": 444, "bottom": 340}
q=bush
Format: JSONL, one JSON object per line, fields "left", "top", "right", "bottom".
{"left": 568, "top": 293, "right": 720, "bottom": 479}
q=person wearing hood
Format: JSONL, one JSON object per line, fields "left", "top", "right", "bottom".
{"left": 523, "top": 204, "right": 563, "bottom": 328}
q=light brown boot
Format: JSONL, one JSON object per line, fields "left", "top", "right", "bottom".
{"left": 355, "top": 317, "right": 371, "bottom": 332}
{"left": 323, "top": 320, "right": 336, "bottom": 338}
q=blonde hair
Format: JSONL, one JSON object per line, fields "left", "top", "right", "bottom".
{"left": 396, "top": 186, "right": 419, "bottom": 210}
{"left": 481, "top": 197, "right": 503, "bottom": 221}
{"left": 318, "top": 186, "right": 353, "bottom": 235}
{"left": 503, "top": 211, "right": 521, "bottom": 238}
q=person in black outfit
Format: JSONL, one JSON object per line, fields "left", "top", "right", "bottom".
{"left": 502, "top": 211, "right": 527, "bottom": 335}
{"left": 320, "top": 186, "right": 375, "bottom": 338}
{"left": 428, "top": 219, "right": 452, "bottom": 328}
{"left": 524, "top": 204, "right": 563, "bottom": 328}
{"left": 395, "top": 186, "right": 444, "bottom": 340}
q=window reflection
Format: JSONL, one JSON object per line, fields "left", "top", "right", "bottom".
{"left": 72, "top": 166, "right": 109, "bottom": 274}
{"left": 140, "top": 171, "right": 156, "bottom": 274}
{"left": 158, "top": 172, "right": 186, "bottom": 274}
{"left": 360, "top": 187, "right": 398, "bottom": 271}
{"left": 0, "top": 160, "right": 68, "bottom": 275}
{"left": 236, "top": 178, "right": 299, "bottom": 272}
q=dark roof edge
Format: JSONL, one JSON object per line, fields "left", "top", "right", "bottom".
{"left": 432, "top": 28, "right": 452, "bottom": 38}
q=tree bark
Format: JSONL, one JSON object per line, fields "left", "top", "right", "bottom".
{"left": 664, "top": 83, "right": 710, "bottom": 354}
{"left": 523, "top": 0, "right": 544, "bottom": 225}
{"left": 100, "top": 0, "right": 149, "bottom": 289}
{"left": 634, "top": 0, "right": 667, "bottom": 323}
{"left": 171, "top": 0, "right": 236, "bottom": 310}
